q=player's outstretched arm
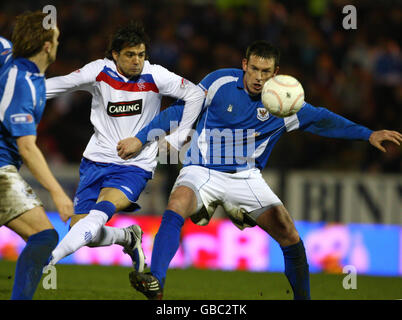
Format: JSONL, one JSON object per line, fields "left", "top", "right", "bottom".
{"left": 368, "top": 130, "right": 402, "bottom": 152}
{"left": 45, "top": 60, "right": 103, "bottom": 99}
{"left": 298, "top": 104, "right": 402, "bottom": 152}
{"left": 17, "top": 135, "right": 74, "bottom": 222}
{"left": 117, "top": 103, "right": 184, "bottom": 160}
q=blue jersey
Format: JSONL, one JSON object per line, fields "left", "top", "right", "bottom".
{"left": 0, "top": 37, "right": 46, "bottom": 169}
{"left": 136, "top": 68, "right": 373, "bottom": 172}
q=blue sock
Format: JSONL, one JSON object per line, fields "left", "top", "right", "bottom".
{"left": 11, "top": 229, "right": 59, "bottom": 300}
{"left": 150, "top": 210, "right": 184, "bottom": 287}
{"left": 93, "top": 201, "right": 116, "bottom": 220}
{"left": 281, "top": 239, "right": 311, "bottom": 300}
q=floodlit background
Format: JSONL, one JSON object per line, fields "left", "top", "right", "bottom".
{"left": 0, "top": 0, "right": 401, "bottom": 276}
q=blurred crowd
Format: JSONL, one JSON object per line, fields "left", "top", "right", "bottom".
{"left": 0, "top": 0, "right": 401, "bottom": 173}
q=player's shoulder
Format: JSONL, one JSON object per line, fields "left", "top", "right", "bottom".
{"left": 0, "top": 68, "right": 35, "bottom": 109}
{"left": 208, "top": 68, "right": 242, "bottom": 78}
{"left": 73, "top": 58, "right": 108, "bottom": 76}
{"left": 202, "top": 68, "right": 241, "bottom": 82}
{"left": 0, "top": 37, "right": 12, "bottom": 52}
{"left": 144, "top": 60, "right": 166, "bottom": 73}
{"left": 12, "top": 68, "right": 35, "bottom": 93}
{"left": 102, "top": 57, "right": 115, "bottom": 68}
{"left": 13, "top": 59, "right": 42, "bottom": 80}
{"left": 0, "top": 37, "right": 13, "bottom": 69}
{"left": 199, "top": 68, "right": 242, "bottom": 90}
{"left": 144, "top": 61, "right": 175, "bottom": 79}
{"left": 4, "top": 63, "right": 28, "bottom": 87}
{"left": 144, "top": 61, "right": 185, "bottom": 87}
{"left": 90, "top": 58, "right": 109, "bottom": 70}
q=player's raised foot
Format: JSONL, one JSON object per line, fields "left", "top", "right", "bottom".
{"left": 122, "top": 225, "right": 146, "bottom": 272}
{"left": 129, "top": 271, "right": 163, "bottom": 300}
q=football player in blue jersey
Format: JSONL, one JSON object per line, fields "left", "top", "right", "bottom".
{"left": 0, "top": 11, "right": 74, "bottom": 299}
{"left": 117, "top": 41, "right": 402, "bottom": 300}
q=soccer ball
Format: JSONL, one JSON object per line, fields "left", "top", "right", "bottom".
{"left": 261, "top": 75, "right": 305, "bottom": 117}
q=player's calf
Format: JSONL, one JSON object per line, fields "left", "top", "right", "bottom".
{"left": 281, "top": 240, "right": 311, "bottom": 300}
{"left": 256, "top": 204, "right": 300, "bottom": 247}
{"left": 11, "top": 228, "right": 58, "bottom": 299}
{"left": 50, "top": 201, "right": 114, "bottom": 265}
{"left": 255, "top": 205, "right": 310, "bottom": 300}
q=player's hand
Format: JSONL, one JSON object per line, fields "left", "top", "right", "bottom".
{"left": 51, "top": 190, "right": 74, "bottom": 222}
{"left": 117, "top": 137, "right": 143, "bottom": 160}
{"left": 369, "top": 130, "right": 402, "bottom": 152}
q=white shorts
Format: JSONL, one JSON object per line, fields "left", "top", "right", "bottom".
{"left": 172, "top": 165, "right": 283, "bottom": 230}
{"left": 0, "top": 165, "right": 43, "bottom": 226}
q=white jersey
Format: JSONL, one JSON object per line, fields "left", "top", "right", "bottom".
{"left": 46, "top": 58, "right": 204, "bottom": 173}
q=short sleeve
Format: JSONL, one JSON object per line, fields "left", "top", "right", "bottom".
{"left": 46, "top": 59, "right": 104, "bottom": 99}
{"left": 0, "top": 37, "right": 12, "bottom": 67}
{"left": 3, "top": 79, "right": 37, "bottom": 137}
{"left": 151, "top": 64, "right": 196, "bottom": 99}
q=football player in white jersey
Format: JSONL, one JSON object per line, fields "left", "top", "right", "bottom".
{"left": 46, "top": 22, "right": 205, "bottom": 271}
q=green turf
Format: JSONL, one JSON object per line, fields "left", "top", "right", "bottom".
{"left": 0, "top": 260, "right": 401, "bottom": 300}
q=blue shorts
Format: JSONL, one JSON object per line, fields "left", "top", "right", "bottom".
{"left": 73, "top": 158, "right": 152, "bottom": 214}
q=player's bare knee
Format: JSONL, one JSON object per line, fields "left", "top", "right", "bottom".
{"left": 256, "top": 205, "right": 300, "bottom": 246}
{"left": 70, "top": 214, "right": 87, "bottom": 227}
{"left": 5, "top": 206, "right": 54, "bottom": 241}
{"left": 281, "top": 227, "right": 300, "bottom": 246}
{"left": 97, "top": 187, "right": 129, "bottom": 212}
{"left": 166, "top": 198, "right": 191, "bottom": 218}
{"left": 167, "top": 186, "right": 196, "bottom": 217}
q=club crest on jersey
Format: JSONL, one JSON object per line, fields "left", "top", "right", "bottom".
{"left": 257, "top": 107, "right": 269, "bottom": 121}
{"left": 180, "top": 78, "right": 189, "bottom": 89}
{"left": 107, "top": 99, "right": 143, "bottom": 117}
{"left": 137, "top": 78, "right": 146, "bottom": 91}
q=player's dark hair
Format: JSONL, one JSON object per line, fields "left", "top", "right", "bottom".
{"left": 246, "top": 41, "right": 280, "bottom": 67}
{"left": 106, "top": 21, "right": 150, "bottom": 60}
{"left": 12, "top": 11, "right": 55, "bottom": 58}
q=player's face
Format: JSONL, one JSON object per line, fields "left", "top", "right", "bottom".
{"left": 46, "top": 27, "right": 59, "bottom": 65}
{"left": 242, "top": 55, "right": 278, "bottom": 96}
{"left": 113, "top": 44, "right": 146, "bottom": 78}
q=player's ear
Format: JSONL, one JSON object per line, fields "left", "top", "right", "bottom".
{"left": 242, "top": 58, "right": 248, "bottom": 72}
{"left": 42, "top": 41, "right": 52, "bottom": 54}
{"left": 273, "top": 66, "right": 279, "bottom": 76}
{"left": 112, "top": 50, "right": 119, "bottom": 62}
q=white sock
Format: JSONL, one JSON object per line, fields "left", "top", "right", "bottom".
{"left": 87, "top": 226, "right": 129, "bottom": 247}
{"left": 50, "top": 210, "right": 108, "bottom": 265}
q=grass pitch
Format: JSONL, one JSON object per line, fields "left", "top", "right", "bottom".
{"left": 0, "top": 260, "right": 400, "bottom": 300}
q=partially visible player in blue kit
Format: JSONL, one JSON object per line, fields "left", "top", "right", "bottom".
{"left": 0, "top": 12, "right": 74, "bottom": 299}
{"left": 117, "top": 41, "right": 402, "bottom": 300}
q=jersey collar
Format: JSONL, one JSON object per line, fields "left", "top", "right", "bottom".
{"left": 236, "top": 71, "right": 245, "bottom": 89}
{"left": 14, "top": 57, "right": 42, "bottom": 75}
